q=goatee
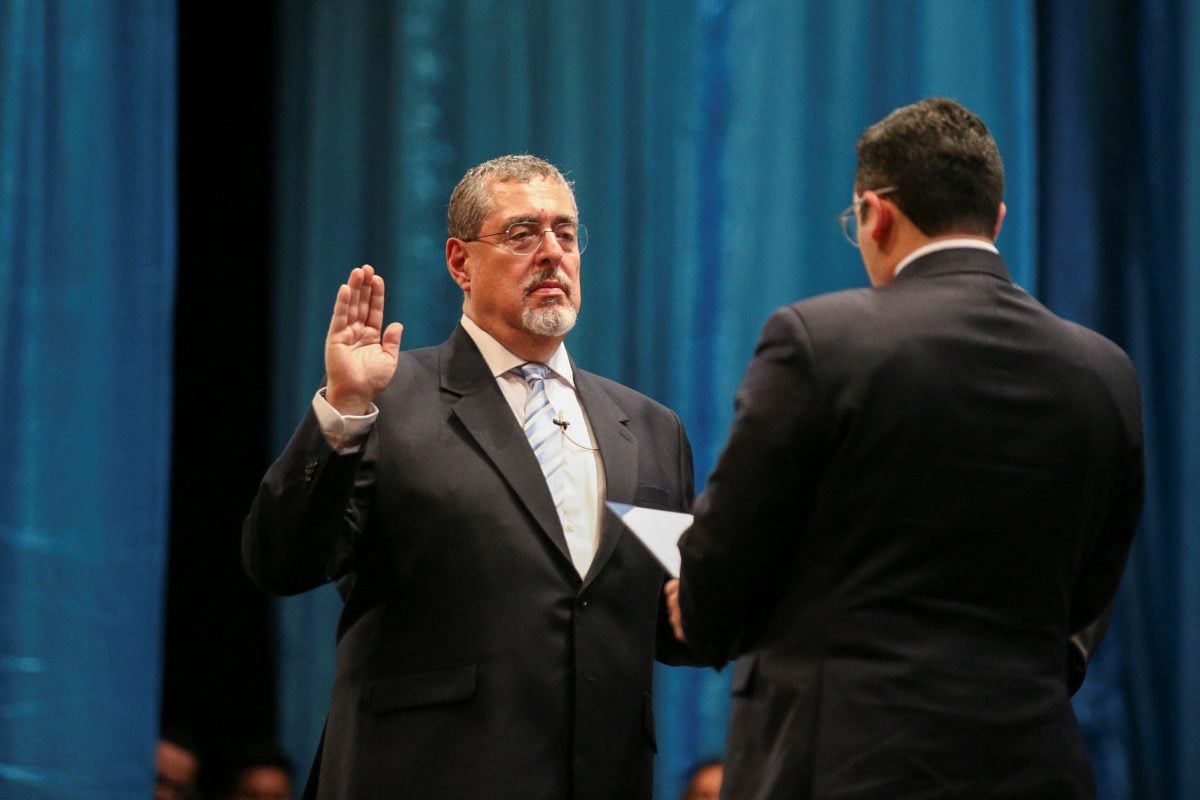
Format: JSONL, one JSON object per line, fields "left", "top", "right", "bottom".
{"left": 522, "top": 268, "right": 578, "bottom": 337}
{"left": 523, "top": 302, "right": 577, "bottom": 337}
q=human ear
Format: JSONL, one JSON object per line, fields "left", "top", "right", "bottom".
{"left": 446, "top": 238, "right": 471, "bottom": 293}
{"left": 865, "top": 193, "right": 892, "bottom": 245}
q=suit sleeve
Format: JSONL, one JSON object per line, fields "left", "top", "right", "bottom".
{"left": 677, "top": 306, "right": 835, "bottom": 665}
{"left": 1066, "top": 600, "right": 1115, "bottom": 695}
{"left": 654, "top": 408, "right": 700, "bottom": 666}
{"left": 241, "top": 408, "right": 374, "bottom": 596}
{"left": 1065, "top": 362, "right": 1144, "bottom": 692}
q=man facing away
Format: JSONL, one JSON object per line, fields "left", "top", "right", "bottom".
{"left": 668, "top": 98, "right": 1143, "bottom": 799}
{"left": 244, "top": 155, "right": 696, "bottom": 799}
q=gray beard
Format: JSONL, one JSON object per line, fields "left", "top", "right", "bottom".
{"left": 523, "top": 301, "right": 577, "bottom": 337}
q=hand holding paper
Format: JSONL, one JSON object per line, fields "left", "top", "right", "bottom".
{"left": 664, "top": 579, "right": 686, "bottom": 642}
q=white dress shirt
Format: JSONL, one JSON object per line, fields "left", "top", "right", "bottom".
{"left": 892, "top": 238, "right": 1000, "bottom": 278}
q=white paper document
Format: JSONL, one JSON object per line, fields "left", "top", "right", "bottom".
{"left": 606, "top": 502, "right": 694, "bottom": 578}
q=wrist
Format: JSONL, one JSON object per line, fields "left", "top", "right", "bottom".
{"left": 323, "top": 385, "right": 371, "bottom": 416}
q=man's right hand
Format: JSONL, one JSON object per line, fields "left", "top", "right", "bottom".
{"left": 664, "top": 579, "right": 687, "bottom": 643}
{"left": 324, "top": 264, "right": 404, "bottom": 415}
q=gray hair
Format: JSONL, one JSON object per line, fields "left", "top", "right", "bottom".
{"left": 447, "top": 155, "right": 576, "bottom": 240}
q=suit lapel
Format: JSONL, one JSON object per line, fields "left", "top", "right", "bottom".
{"left": 574, "top": 369, "right": 638, "bottom": 587}
{"left": 440, "top": 327, "right": 574, "bottom": 568}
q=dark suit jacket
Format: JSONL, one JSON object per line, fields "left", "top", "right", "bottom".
{"left": 678, "top": 249, "right": 1143, "bottom": 800}
{"left": 243, "top": 325, "right": 694, "bottom": 800}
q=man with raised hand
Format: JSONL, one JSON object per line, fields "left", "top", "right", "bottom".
{"left": 245, "top": 155, "right": 695, "bottom": 800}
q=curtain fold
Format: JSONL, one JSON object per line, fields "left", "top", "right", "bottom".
{"left": 0, "top": 2, "right": 176, "bottom": 798}
{"left": 1038, "top": 2, "right": 1200, "bottom": 798}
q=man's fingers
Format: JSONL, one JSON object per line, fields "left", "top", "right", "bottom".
{"left": 357, "top": 268, "right": 374, "bottom": 326}
{"left": 328, "top": 282, "right": 352, "bottom": 338}
{"left": 347, "top": 267, "right": 367, "bottom": 326}
{"left": 671, "top": 615, "right": 686, "bottom": 643}
{"left": 331, "top": 266, "right": 378, "bottom": 337}
{"left": 366, "top": 273, "right": 387, "bottom": 332}
{"left": 664, "top": 579, "right": 686, "bottom": 642}
{"left": 382, "top": 322, "right": 404, "bottom": 358}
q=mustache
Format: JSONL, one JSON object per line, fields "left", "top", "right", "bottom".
{"left": 523, "top": 268, "right": 574, "bottom": 297}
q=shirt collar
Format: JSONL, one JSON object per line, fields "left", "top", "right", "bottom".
{"left": 893, "top": 238, "right": 999, "bottom": 277}
{"left": 459, "top": 314, "right": 576, "bottom": 388}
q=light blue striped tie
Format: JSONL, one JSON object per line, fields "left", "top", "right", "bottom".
{"left": 520, "top": 364, "right": 566, "bottom": 521}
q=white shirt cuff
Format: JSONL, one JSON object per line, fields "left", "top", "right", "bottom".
{"left": 312, "top": 388, "right": 378, "bottom": 454}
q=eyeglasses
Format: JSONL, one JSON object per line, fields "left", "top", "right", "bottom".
{"left": 838, "top": 186, "right": 897, "bottom": 247}
{"left": 467, "top": 221, "right": 589, "bottom": 255}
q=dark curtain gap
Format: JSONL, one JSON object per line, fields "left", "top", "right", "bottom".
{"left": 164, "top": 5, "right": 279, "bottom": 794}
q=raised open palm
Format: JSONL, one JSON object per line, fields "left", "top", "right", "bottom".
{"left": 324, "top": 264, "right": 404, "bottom": 415}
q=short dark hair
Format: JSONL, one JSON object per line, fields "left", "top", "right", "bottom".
{"left": 855, "top": 97, "right": 1004, "bottom": 238}
{"left": 447, "top": 154, "right": 575, "bottom": 240}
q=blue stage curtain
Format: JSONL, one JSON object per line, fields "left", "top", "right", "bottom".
{"left": 1039, "top": 2, "right": 1200, "bottom": 798}
{"left": 267, "top": 3, "right": 1039, "bottom": 796}
{"left": 0, "top": 2, "right": 176, "bottom": 798}
{"left": 268, "top": 1, "right": 1197, "bottom": 797}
